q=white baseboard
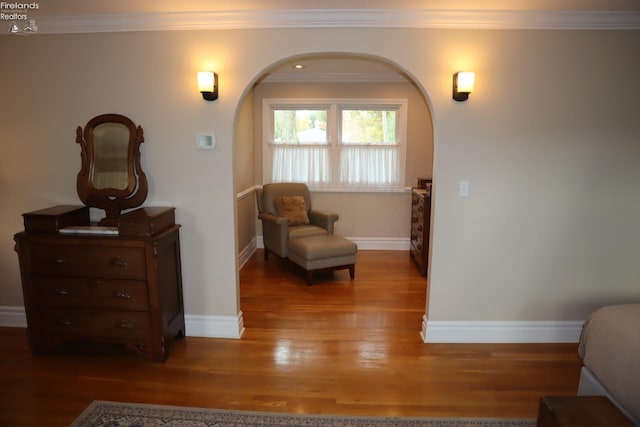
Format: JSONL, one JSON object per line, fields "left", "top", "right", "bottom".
{"left": 0, "top": 306, "right": 27, "bottom": 328}
{"left": 254, "top": 236, "right": 409, "bottom": 251}
{"left": 185, "top": 312, "right": 245, "bottom": 339}
{"left": 238, "top": 237, "right": 258, "bottom": 270}
{"left": 1, "top": 307, "right": 584, "bottom": 343}
{"left": 0, "top": 306, "right": 245, "bottom": 339}
{"left": 348, "top": 237, "right": 410, "bottom": 251}
{"left": 421, "top": 315, "right": 584, "bottom": 343}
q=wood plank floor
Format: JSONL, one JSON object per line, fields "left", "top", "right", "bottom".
{"left": 0, "top": 250, "right": 582, "bottom": 426}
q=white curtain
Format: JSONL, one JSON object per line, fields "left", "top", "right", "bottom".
{"left": 339, "top": 145, "right": 400, "bottom": 188}
{"left": 271, "top": 145, "right": 330, "bottom": 185}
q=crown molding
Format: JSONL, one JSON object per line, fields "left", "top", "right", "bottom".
{"left": 21, "top": 9, "right": 640, "bottom": 34}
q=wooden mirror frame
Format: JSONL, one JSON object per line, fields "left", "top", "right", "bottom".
{"left": 76, "top": 114, "right": 148, "bottom": 225}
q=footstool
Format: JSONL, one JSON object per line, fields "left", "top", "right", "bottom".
{"left": 287, "top": 235, "right": 357, "bottom": 285}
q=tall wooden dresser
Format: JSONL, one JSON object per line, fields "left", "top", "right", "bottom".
{"left": 14, "top": 205, "right": 185, "bottom": 362}
{"left": 410, "top": 188, "right": 431, "bottom": 276}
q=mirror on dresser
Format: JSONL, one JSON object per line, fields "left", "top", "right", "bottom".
{"left": 76, "top": 113, "right": 148, "bottom": 226}
{"left": 14, "top": 114, "right": 184, "bottom": 362}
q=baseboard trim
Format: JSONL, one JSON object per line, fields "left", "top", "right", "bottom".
{"left": 185, "top": 312, "right": 245, "bottom": 339}
{"left": 255, "top": 236, "right": 409, "bottom": 251}
{"left": 348, "top": 237, "right": 410, "bottom": 251}
{"left": 421, "top": 315, "right": 584, "bottom": 343}
{"left": 2, "top": 309, "right": 584, "bottom": 344}
{"left": 0, "top": 306, "right": 245, "bottom": 340}
{"left": 238, "top": 237, "right": 258, "bottom": 270}
{"left": 0, "top": 306, "right": 27, "bottom": 328}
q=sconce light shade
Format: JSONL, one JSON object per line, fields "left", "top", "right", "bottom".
{"left": 453, "top": 71, "right": 475, "bottom": 102}
{"left": 198, "top": 71, "right": 218, "bottom": 101}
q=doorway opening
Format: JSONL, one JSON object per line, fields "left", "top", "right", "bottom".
{"left": 234, "top": 53, "right": 434, "bottom": 338}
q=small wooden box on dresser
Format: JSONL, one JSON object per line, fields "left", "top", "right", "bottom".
{"left": 14, "top": 205, "right": 185, "bottom": 362}
{"left": 410, "top": 187, "right": 431, "bottom": 276}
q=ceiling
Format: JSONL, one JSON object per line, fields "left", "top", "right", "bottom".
{"left": 261, "top": 55, "right": 408, "bottom": 84}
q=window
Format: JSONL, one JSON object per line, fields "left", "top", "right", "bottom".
{"left": 263, "top": 99, "right": 407, "bottom": 191}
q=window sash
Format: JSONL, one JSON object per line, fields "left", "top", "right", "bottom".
{"left": 340, "top": 107, "right": 399, "bottom": 145}
{"left": 272, "top": 108, "right": 329, "bottom": 145}
{"left": 263, "top": 99, "right": 407, "bottom": 191}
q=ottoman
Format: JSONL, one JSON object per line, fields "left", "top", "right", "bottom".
{"left": 287, "top": 235, "right": 357, "bottom": 285}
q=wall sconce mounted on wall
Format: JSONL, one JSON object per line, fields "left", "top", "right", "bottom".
{"left": 197, "top": 71, "right": 218, "bottom": 101}
{"left": 452, "top": 71, "right": 475, "bottom": 102}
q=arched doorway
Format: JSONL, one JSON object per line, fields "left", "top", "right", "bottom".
{"left": 234, "top": 53, "right": 434, "bottom": 334}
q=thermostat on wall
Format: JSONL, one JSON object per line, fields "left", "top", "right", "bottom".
{"left": 197, "top": 134, "right": 216, "bottom": 150}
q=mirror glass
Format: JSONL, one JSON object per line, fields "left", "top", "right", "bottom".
{"left": 92, "top": 122, "right": 130, "bottom": 190}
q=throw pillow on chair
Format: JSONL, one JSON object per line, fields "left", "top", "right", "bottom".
{"left": 275, "top": 196, "right": 310, "bottom": 226}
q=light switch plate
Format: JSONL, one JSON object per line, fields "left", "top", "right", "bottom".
{"left": 459, "top": 180, "right": 470, "bottom": 197}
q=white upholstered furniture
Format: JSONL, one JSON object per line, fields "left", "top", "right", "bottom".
{"left": 578, "top": 304, "right": 640, "bottom": 425}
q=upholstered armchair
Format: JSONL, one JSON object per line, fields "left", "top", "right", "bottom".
{"left": 256, "top": 182, "right": 339, "bottom": 259}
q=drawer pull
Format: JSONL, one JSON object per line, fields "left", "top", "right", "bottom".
{"left": 56, "top": 319, "right": 72, "bottom": 326}
{"left": 111, "top": 258, "right": 128, "bottom": 267}
{"left": 118, "top": 320, "right": 134, "bottom": 329}
{"left": 114, "top": 290, "right": 132, "bottom": 299}
{"left": 54, "top": 258, "right": 65, "bottom": 264}
{"left": 54, "top": 288, "right": 70, "bottom": 296}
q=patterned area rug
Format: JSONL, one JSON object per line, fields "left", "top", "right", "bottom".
{"left": 71, "top": 400, "right": 537, "bottom": 427}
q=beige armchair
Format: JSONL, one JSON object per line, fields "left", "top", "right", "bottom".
{"left": 256, "top": 183, "right": 339, "bottom": 260}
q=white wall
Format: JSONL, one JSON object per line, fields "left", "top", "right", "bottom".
{"left": 427, "top": 30, "right": 640, "bottom": 321}
{"left": 1, "top": 28, "right": 639, "bottom": 338}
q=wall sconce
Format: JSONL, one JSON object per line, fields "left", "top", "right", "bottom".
{"left": 452, "top": 71, "right": 475, "bottom": 102}
{"left": 197, "top": 71, "right": 218, "bottom": 101}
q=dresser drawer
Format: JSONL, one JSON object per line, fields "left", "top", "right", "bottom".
{"left": 35, "top": 277, "right": 149, "bottom": 309}
{"left": 30, "top": 244, "right": 146, "bottom": 279}
{"left": 41, "top": 309, "right": 151, "bottom": 339}
{"left": 118, "top": 207, "right": 176, "bottom": 237}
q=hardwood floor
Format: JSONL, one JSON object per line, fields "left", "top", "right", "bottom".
{"left": 0, "top": 250, "right": 582, "bottom": 426}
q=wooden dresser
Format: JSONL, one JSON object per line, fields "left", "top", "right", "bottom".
{"left": 410, "top": 188, "right": 431, "bottom": 276}
{"left": 14, "top": 205, "right": 185, "bottom": 362}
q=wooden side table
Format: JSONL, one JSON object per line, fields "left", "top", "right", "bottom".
{"left": 537, "top": 396, "right": 635, "bottom": 427}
